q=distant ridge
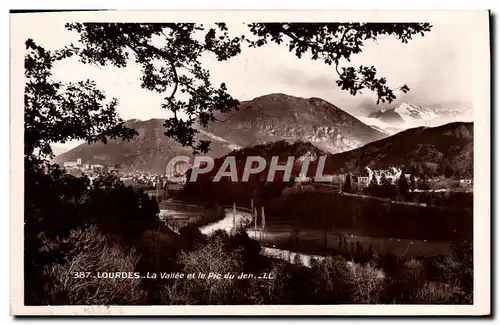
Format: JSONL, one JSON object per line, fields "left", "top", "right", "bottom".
{"left": 324, "top": 122, "right": 473, "bottom": 177}
{"left": 56, "top": 93, "right": 387, "bottom": 172}
{"left": 362, "top": 102, "right": 473, "bottom": 135}
{"left": 202, "top": 93, "right": 386, "bottom": 154}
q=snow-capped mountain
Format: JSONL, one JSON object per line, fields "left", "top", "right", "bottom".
{"left": 361, "top": 102, "right": 473, "bottom": 135}
{"left": 394, "top": 103, "right": 439, "bottom": 121}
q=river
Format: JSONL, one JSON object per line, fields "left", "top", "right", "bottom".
{"left": 161, "top": 201, "right": 452, "bottom": 267}
{"left": 199, "top": 208, "right": 252, "bottom": 235}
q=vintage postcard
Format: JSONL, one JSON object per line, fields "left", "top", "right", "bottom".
{"left": 10, "top": 10, "right": 491, "bottom": 315}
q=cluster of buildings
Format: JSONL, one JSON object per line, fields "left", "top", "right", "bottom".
{"left": 356, "top": 167, "right": 407, "bottom": 190}
{"left": 292, "top": 165, "right": 473, "bottom": 194}
{"left": 62, "top": 158, "right": 105, "bottom": 183}
{"left": 62, "top": 156, "right": 193, "bottom": 195}
{"left": 62, "top": 155, "right": 473, "bottom": 195}
{"left": 292, "top": 166, "right": 406, "bottom": 191}
{"left": 62, "top": 158, "right": 168, "bottom": 189}
{"left": 119, "top": 171, "right": 168, "bottom": 189}
{"left": 63, "top": 158, "right": 104, "bottom": 171}
{"left": 459, "top": 178, "right": 473, "bottom": 191}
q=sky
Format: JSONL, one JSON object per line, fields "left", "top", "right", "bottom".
{"left": 21, "top": 18, "right": 475, "bottom": 118}
{"left": 17, "top": 15, "right": 477, "bottom": 151}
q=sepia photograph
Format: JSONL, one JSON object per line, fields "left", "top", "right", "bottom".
{"left": 9, "top": 10, "right": 490, "bottom": 315}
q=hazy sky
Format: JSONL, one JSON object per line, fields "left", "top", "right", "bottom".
{"left": 21, "top": 17, "right": 475, "bottom": 121}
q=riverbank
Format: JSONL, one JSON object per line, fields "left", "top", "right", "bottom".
{"left": 158, "top": 202, "right": 225, "bottom": 233}
{"left": 161, "top": 200, "right": 454, "bottom": 259}
{"left": 247, "top": 225, "right": 453, "bottom": 258}
{"left": 199, "top": 208, "right": 253, "bottom": 235}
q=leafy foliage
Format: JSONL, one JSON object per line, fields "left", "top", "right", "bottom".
{"left": 41, "top": 226, "right": 144, "bottom": 305}
{"left": 24, "top": 165, "right": 161, "bottom": 305}
{"left": 65, "top": 22, "right": 432, "bottom": 153}
{"left": 342, "top": 173, "right": 352, "bottom": 193}
{"left": 24, "top": 21, "right": 476, "bottom": 307}
{"left": 158, "top": 230, "right": 471, "bottom": 305}
{"left": 247, "top": 23, "right": 429, "bottom": 103}
{"left": 24, "top": 39, "right": 137, "bottom": 163}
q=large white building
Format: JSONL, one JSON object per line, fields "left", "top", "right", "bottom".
{"left": 459, "top": 179, "right": 473, "bottom": 190}
{"left": 63, "top": 161, "right": 78, "bottom": 168}
{"left": 63, "top": 157, "right": 82, "bottom": 167}
{"left": 357, "top": 166, "right": 403, "bottom": 189}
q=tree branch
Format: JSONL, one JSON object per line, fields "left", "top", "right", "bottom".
{"left": 126, "top": 38, "right": 179, "bottom": 103}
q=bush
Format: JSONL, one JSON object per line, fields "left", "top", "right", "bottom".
{"left": 159, "top": 238, "right": 243, "bottom": 305}
{"left": 41, "top": 226, "right": 145, "bottom": 305}
{"left": 347, "top": 261, "right": 385, "bottom": 304}
{"left": 135, "top": 229, "right": 181, "bottom": 272}
{"left": 309, "top": 256, "right": 353, "bottom": 303}
{"left": 178, "top": 224, "right": 207, "bottom": 249}
{"left": 414, "top": 282, "right": 463, "bottom": 304}
{"left": 227, "top": 229, "right": 262, "bottom": 260}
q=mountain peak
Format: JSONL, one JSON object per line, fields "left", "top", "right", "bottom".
{"left": 204, "top": 93, "right": 385, "bottom": 154}
{"left": 363, "top": 102, "right": 474, "bottom": 135}
{"left": 394, "top": 102, "right": 438, "bottom": 120}
{"left": 251, "top": 93, "right": 301, "bottom": 101}
{"left": 57, "top": 94, "right": 387, "bottom": 173}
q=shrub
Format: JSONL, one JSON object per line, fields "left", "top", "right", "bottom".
{"left": 347, "top": 261, "right": 385, "bottom": 304}
{"left": 160, "top": 238, "right": 242, "bottom": 305}
{"left": 292, "top": 253, "right": 303, "bottom": 266}
{"left": 415, "top": 282, "right": 463, "bottom": 304}
{"left": 227, "top": 229, "right": 262, "bottom": 260}
{"left": 135, "top": 229, "right": 181, "bottom": 272}
{"left": 42, "top": 226, "right": 145, "bottom": 305}
{"left": 309, "top": 256, "right": 353, "bottom": 303}
{"left": 403, "top": 258, "right": 426, "bottom": 285}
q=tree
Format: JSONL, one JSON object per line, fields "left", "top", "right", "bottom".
{"left": 418, "top": 175, "right": 430, "bottom": 191}
{"left": 150, "top": 196, "right": 161, "bottom": 216}
{"left": 342, "top": 173, "right": 352, "bottom": 193}
{"left": 162, "top": 237, "right": 242, "bottom": 304}
{"left": 380, "top": 173, "right": 390, "bottom": 187}
{"left": 24, "top": 40, "right": 155, "bottom": 304}
{"left": 442, "top": 158, "right": 454, "bottom": 178}
{"left": 379, "top": 173, "right": 390, "bottom": 197}
{"left": 65, "top": 22, "right": 432, "bottom": 153}
{"left": 397, "top": 175, "right": 409, "bottom": 199}
{"left": 409, "top": 175, "right": 416, "bottom": 192}
{"left": 41, "top": 226, "right": 144, "bottom": 305}
{"left": 24, "top": 39, "right": 137, "bottom": 164}
{"left": 365, "top": 176, "right": 380, "bottom": 196}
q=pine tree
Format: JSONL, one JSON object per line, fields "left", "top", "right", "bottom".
{"left": 409, "top": 175, "right": 416, "bottom": 192}
{"left": 398, "top": 175, "right": 409, "bottom": 199}
{"left": 343, "top": 174, "right": 352, "bottom": 193}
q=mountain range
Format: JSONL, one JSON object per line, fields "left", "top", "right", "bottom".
{"left": 323, "top": 122, "right": 473, "bottom": 177}
{"left": 55, "top": 119, "right": 234, "bottom": 172}
{"left": 200, "top": 93, "right": 385, "bottom": 153}
{"left": 184, "top": 121, "right": 473, "bottom": 181}
{"left": 55, "top": 94, "right": 386, "bottom": 172}
{"left": 359, "top": 102, "right": 473, "bottom": 136}
{"left": 55, "top": 94, "right": 473, "bottom": 176}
